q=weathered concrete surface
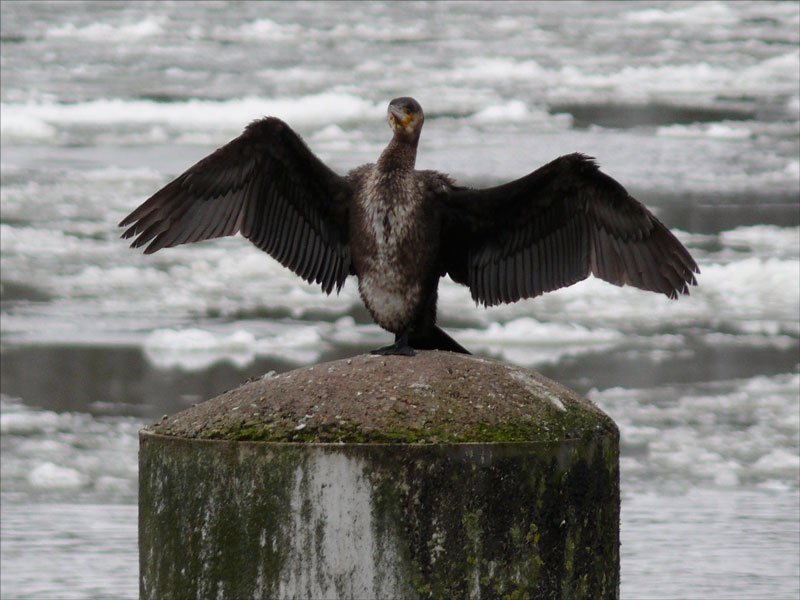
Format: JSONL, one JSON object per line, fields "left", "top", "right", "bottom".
{"left": 139, "top": 351, "right": 620, "bottom": 599}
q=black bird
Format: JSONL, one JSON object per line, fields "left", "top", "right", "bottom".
{"left": 120, "top": 97, "right": 699, "bottom": 356}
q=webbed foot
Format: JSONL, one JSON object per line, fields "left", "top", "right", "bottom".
{"left": 370, "top": 331, "right": 416, "bottom": 356}
{"left": 370, "top": 342, "right": 416, "bottom": 356}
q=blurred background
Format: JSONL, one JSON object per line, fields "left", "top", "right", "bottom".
{"left": 1, "top": 1, "right": 798, "bottom": 598}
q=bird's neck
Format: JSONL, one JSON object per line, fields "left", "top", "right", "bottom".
{"left": 377, "top": 136, "right": 418, "bottom": 175}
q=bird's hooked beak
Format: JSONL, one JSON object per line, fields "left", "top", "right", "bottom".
{"left": 387, "top": 97, "right": 424, "bottom": 140}
{"left": 388, "top": 104, "right": 414, "bottom": 129}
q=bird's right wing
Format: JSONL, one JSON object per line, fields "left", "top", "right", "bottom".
{"left": 119, "top": 117, "right": 352, "bottom": 294}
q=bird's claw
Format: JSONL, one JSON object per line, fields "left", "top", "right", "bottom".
{"left": 370, "top": 343, "right": 416, "bottom": 356}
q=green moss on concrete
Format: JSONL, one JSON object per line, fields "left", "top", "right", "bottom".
{"left": 139, "top": 435, "right": 306, "bottom": 599}
{"left": 218, "top": 411, "right": 607, "bottom": 445}
{"left": 141, "top": 432, "right": 619, "bottom": 600}
{"left": 355, "top": 436, "right": 619, "bottom": 600}
{"left": 139, "top": 353, "right": 620, "bottom": 599}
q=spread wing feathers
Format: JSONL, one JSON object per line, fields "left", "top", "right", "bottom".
{"left": 119, "top": 117, "right": 352, "bottom": 294}
{"left": 440, "top": 153, "right": 699, "bottom": 307}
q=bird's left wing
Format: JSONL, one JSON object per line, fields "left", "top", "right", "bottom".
{"left": 120, "top": 117, "right": 352, "bottom": 294}
{"left": 439, "top": 153, "right": 699, "bottom": 306}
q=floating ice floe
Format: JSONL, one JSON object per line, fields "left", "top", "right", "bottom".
{"left": 624, "top": 1, "right": 739, "bottom": 25}
{"left": 1, "top": 396, "right": 139, "bottom": 498}
{"left": 45, "top": 17, "right": 165, "bottom": 41}
{"left": 28, "top": 462, "right": 89, "bottom": 489}
{"left": 590, "top": 372, "right": 800, "bottom": 489}
{"left": 142, "top": 326, "right": 325, "bottom": 370}
{"left": 0, "top": 92, "right": 383, "bottom": 141}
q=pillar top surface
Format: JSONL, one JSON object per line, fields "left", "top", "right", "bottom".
{"left": 144, "top": 351, "right": 617, "bottom": 444}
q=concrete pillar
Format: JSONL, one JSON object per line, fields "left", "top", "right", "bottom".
{"left": 139, "top": 352, "right": 619, "bottom": 599}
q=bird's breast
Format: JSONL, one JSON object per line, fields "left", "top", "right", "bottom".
{"left": 350, "top": 174, "right": 439, "bottom": 331}
{"left": 353, "top": 173, "right": 434, "bottom": 264}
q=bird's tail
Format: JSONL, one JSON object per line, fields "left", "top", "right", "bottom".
{"left": 409, "top": 325, "right": 471, "bottom": 354}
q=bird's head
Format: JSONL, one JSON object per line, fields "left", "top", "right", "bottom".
{"left": 387, "top": 97, "right": 424, "bottom": 141}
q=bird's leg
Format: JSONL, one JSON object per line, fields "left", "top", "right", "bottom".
{"left": 370, "top": 330, "right": 416, "bottom": 356}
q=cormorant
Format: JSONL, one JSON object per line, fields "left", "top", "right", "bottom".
{"left": 120, "top": 97, "right": 699, "bottom": 356}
